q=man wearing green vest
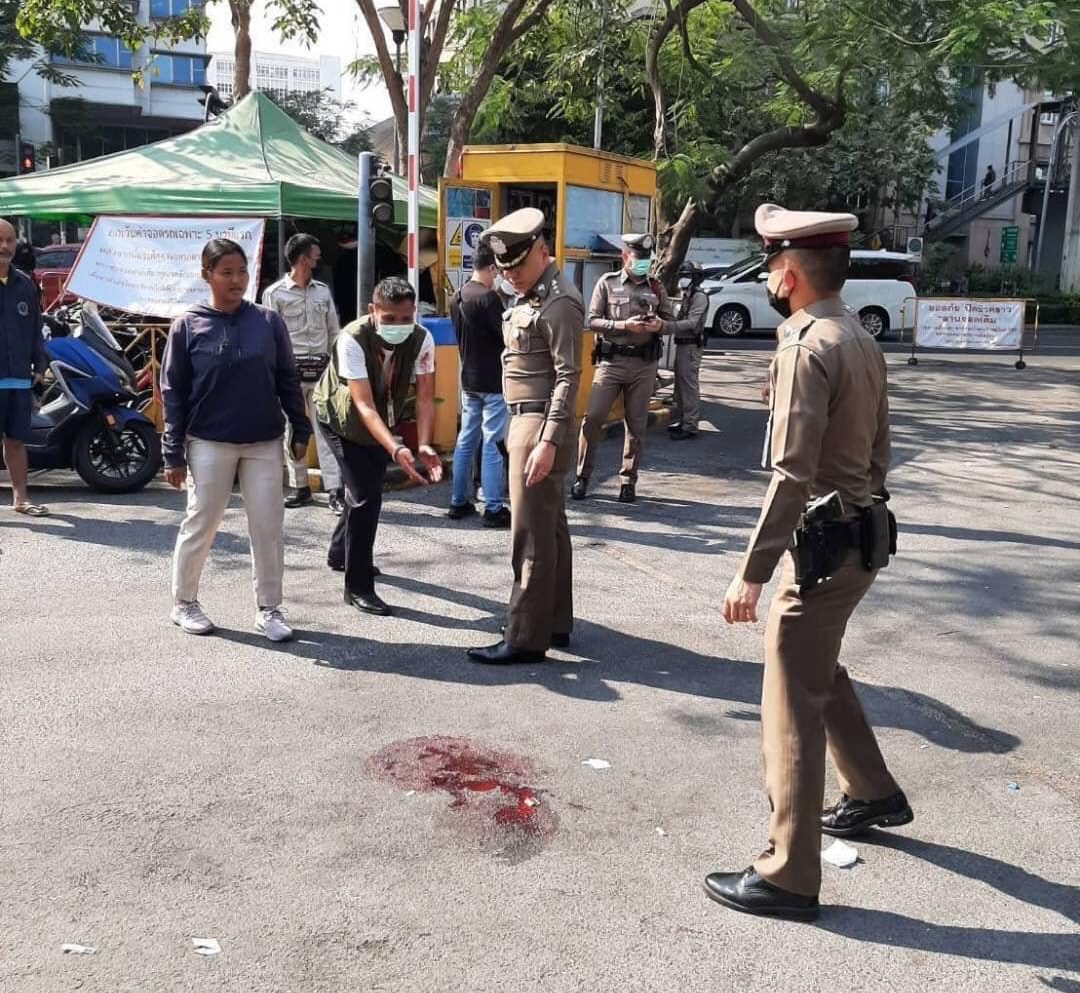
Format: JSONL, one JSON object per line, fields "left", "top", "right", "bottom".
{"left": 314, "top": 276, "right": 443, "bottom": 616}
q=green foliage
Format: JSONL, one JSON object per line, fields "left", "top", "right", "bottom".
{"left": 268, "top": 88, "right": 372, "bottom": 157}
{"left": 0, "top": 0, "right": 79, "bottom": 86}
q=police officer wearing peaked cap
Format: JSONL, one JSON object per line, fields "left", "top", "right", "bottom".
{"left": 703, "top": 203, "right": 912, "bottom": 921}
{"left": 572, "top": 231, "right": 674, "bottom": 504}
{"left": 467, "top": 208, "right": 584, "bottom": 665}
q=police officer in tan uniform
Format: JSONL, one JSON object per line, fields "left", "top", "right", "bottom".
{"left": 467, "top": 208, "right": 584, "bottom": 665}
{"left": 704, "top": 204, "right": 912, "bottom": 921}
{"left": 572, "top": 233, "right": 674, "bottom": 504}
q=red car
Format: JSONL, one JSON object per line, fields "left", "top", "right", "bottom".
{"left": 33, "top": 243, "right": 83, "bottom": 310}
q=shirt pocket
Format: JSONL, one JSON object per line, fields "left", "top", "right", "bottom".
{"left": 609, "top": 293, "right": 630, "bottom": 321}
{"left": 504, "top": 308, "right": 537, "bottom": 353}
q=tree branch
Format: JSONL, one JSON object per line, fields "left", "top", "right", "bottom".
{"left": 728, "top": 0, "right": 835, "bottom": 118}
{"left": 421, "top": 0, "right": 457, "bottom": 118}
{"left": 354, "top": 0, "right": 408, "bottom": 159}
{"left": 441, "top": 0, "right": 555, "bottom": 177}
{"left": 646, "top": 0, "right": 708, "bottom": 160}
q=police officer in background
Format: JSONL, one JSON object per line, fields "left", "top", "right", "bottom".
{"left": 572, "top": 233, "right": 674, "bottom": 504}
{"left": 467, "top": 208, "right": 583, "bottom": 665}
{"left": 668, "top": 263, "right": 710, "bottom": 441}
{"left": 704, "top": 204, "right": 911, "bottom": 922}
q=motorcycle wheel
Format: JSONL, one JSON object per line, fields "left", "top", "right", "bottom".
{"left": 73, "top": 417, "right": 162, "bottom": 494}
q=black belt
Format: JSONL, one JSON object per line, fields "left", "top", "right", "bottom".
{"left": 604, "top": 342, "right": 652, "bottom": 358}
{"left": 508, "top": 401, "right": 549, "bottom": 415}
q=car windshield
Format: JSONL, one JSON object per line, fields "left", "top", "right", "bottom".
{"left": 720, "top": 254, "right": 765, "bottom": 281}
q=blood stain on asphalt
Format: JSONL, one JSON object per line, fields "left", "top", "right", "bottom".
{"left": 368, "top": 736, "right": 558, "bottom": 855}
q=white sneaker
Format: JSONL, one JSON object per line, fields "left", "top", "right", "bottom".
{"left": 255, "top": 607, "right": 293, "bottom": 643}
{"left": 171, "top": 600, "right": 215, "bottom": 636}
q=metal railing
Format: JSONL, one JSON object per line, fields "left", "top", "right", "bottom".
{"left": 929, "top": 159, "right": 1034, "bottom": 228}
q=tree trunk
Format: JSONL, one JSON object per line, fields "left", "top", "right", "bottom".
{"left": 656, "top": 198, "right": 702, "bottom": 292}
{"left": 231, "top": 1, "right": 252, "bottom": 101}
{"left": 441, "top": 0, "right": 553, "bottom": 177}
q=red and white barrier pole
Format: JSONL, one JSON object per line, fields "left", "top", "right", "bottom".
{"left": 407, "top": 0, "right": 421, "bottom": 294}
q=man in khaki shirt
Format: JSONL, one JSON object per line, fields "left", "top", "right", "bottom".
{"left": 467, "top": 208, "right": 583, "bottom": 665}
{"left": 704, "top": 204, "right": 911, "bottom": 922}
{"left": 263, "top": 233, "right": 342, "bottom": 511}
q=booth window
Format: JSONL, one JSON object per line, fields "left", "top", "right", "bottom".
{"left": 626, "top": 194, "right": 652, "bottom": 234}
{"left": 564, "top": 185, "right": 623, "bottom": 250}
{"left": 154, "top": 53, "right": 208, "bottom": 87}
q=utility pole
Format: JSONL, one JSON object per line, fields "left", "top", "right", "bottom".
{"left": 357, "top": 151, "right": 376, "bottom": 314}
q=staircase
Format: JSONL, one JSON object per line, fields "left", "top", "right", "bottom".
{"left": 925, "top": 160, "right": 1040, "bottom": 241}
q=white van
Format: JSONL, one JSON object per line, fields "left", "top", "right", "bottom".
{"left": 703, "top": 250, "right": 919, "bottom": 340}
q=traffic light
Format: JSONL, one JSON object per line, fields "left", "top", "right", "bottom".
{"left": 369, "top": 173, "right": 394, "bottom": 226}
{"left": 18, "top": 141, "right": 35, "bottom": 174}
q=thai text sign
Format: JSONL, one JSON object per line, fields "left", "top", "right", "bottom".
{"left": 67, "top": 216, "right": 266, "bottom": 318}
{"left": 915, "top": 298, "right": 1025, "bottom": 351}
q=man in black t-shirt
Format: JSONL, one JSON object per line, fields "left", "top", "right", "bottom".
{"left": 448, "top": 243, "right": 510, "bottom": 527}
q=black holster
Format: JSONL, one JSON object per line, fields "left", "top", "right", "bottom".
{"left": 859, "top": 500, "right": 897, "bottom": 570}
{"left": 794, "top": 522, "right": 855, "bottom": 592}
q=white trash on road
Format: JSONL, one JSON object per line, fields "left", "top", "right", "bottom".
{"left": 821, "top": 840, "right": 859, "bottom": 868}
{"left": 192, "top": 938, "right": 221, "bottom": 956}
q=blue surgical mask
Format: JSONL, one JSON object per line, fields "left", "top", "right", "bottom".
{"left": 630, "top": 258, "right": 651, "bottom": 278}
{"left": 377, "top": 322, "right": 413, "bottom": 346}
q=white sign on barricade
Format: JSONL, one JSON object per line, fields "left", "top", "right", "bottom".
{"left": 909, "top": 297, "right": 1034, "bottom": 370}
{"left": 915, "top": 298, "right": 1025, "bottom": 350}
{"left": 67, "top": 216, "right": 266, "bottom": 319}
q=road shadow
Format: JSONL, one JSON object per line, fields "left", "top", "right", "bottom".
{"left": 819, "top": 907, "right": 1080, "bottom": 971}
{"left": 215, "top": 574, "right": 1020, "bottom": 756}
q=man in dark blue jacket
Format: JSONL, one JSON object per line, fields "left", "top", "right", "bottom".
{"left": 0, "top": 219, "right": 48, "bottom": 516}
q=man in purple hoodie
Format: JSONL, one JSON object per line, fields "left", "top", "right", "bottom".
{"left": 160, "top": 238, "right": 311, "bottom": 642}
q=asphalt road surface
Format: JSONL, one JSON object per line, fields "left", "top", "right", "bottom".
{"left": 2, "top": 338, "right": 1078, "bottom": 992}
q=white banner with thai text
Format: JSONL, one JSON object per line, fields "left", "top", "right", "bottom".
{"left": 67, "top": 216, "right": 266, "bottom": 318}
{"left": 915, "top": 298, "right": 1025, "bottom": 350}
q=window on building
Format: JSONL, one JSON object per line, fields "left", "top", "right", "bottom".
{"left": 154, "top": 52, "right": 208, "bottom": 87}
{"left": 53, "top": 35, "right": 135, "bottom": 71}
{"left": 291, "top": 66, "right": 321, "bottom": 93}
{"left": 150, "top": 0, "right": 204, "bottom": 17}
{"left": 214, "top": 59, "right": 234, "bottom": 98}
{"left": 256, "top": 63, "right": 290, "bottom": 100}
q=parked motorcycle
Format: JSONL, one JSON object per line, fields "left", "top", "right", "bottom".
{"left": 1, "top": 303, "right": 163, "bottom": 493}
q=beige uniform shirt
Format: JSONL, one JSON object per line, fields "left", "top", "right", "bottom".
{"left": 588, "top": 270, "right": 675, "bottom": 347}
{"left": 741, "top": 297, "right": 890, "bottom": 584}
{"left": 262, "top": 275, "right": 340, "bottom": 357}
{"left": 502, "top": 262, "right": 584, "bottom": 446}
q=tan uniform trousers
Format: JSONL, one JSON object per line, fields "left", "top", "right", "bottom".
{"left": 505, "top": 413, "right": 574, "bottom": 652}
{"left": 285, "top": 381, "right": 341, "bottom": 491}
{"left": 754, "top": 548, "right": 899, "bottom": 896}
{"left": 577, "top": 355, "right": 658, "bottom": 484}
{"left": 671, "top": 341, "right": 703, "bottom": 432}
{"left": 172, "top": 437, "right": 286, "bottom": 609}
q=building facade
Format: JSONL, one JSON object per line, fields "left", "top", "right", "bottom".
{"left": 207, "top": 51, "right": 341, "bottom": 104}
{"left": 2, "top": 0, "right": 208, "bottom": 177}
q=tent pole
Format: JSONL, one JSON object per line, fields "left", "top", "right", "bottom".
{"left": 277, "top": 218, "right": 286, "bottom": 280}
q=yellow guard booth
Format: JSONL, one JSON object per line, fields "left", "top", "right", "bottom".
{"left": 438, "top": 144, "right": 659, "bottom": 419}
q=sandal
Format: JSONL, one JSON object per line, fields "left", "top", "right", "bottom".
{"left": 13, "top": 503, "right": 49, "bottom": 517}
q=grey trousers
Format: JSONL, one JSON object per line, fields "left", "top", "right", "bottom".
{"left": 671, "top": 340, "right": 702, "bottom": 432}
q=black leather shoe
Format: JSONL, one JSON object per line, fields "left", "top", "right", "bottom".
{"left": 703, "top": 868, "right": 819, "bottom": 921}
{"left": 501, "top": 626, "right": 570, "bottom": 649}
{"left": 618, "top": 483, "right": 636, "bottom": 503}
{"left": 327, "top": 488, "right": 346, "bottom": 516}
{"left": 482, "top": 507, "right": 512, "bottom": 529}
{"left": 669, "top": 428, "right": 698, "bottom": 441}
{"left": 467, "top": 640, "right": 546, "bottom": 665}
{"left": 667, "top": 422, "right": 682, "bottom": 434}
{"left": 284, "top": 486, "right": 313, "bottom": 508}
{"left": 345, "top": 589, "right": 393, "bottom": 616}
{"left": 447, "top": 501, "right": 477, "bottom": 520}
{"left": 821, "top": 790, "right": 913, "bottom": 837}
{"left": 570, "top": 477, "right": 588, "bottom": 500}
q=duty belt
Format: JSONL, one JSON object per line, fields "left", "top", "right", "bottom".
{"left": 508, "top": 401, "right": 549, "bottom": 415}
{"left": 597, "top": 339, "right": 660, "bottom": 361}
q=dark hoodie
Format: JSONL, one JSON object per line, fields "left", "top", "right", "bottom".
{"left": 160, "top": 300, "right": 311, "bottom": 468}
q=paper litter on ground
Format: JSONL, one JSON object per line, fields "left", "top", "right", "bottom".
{"left": 192, "top": 938, "right": 221, "bottom": 956}
{"left": 61, "top": 943, "right": 97, "bottom": 955}
{"left": 822, "top": 839, "right": 859, "bottom": 868}
{"left": 581, "top": 758, "right": 611, "bottom": 770}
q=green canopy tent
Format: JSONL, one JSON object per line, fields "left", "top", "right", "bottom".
{"left": 0, "top": 91, "right": 437, "bottom": 228}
